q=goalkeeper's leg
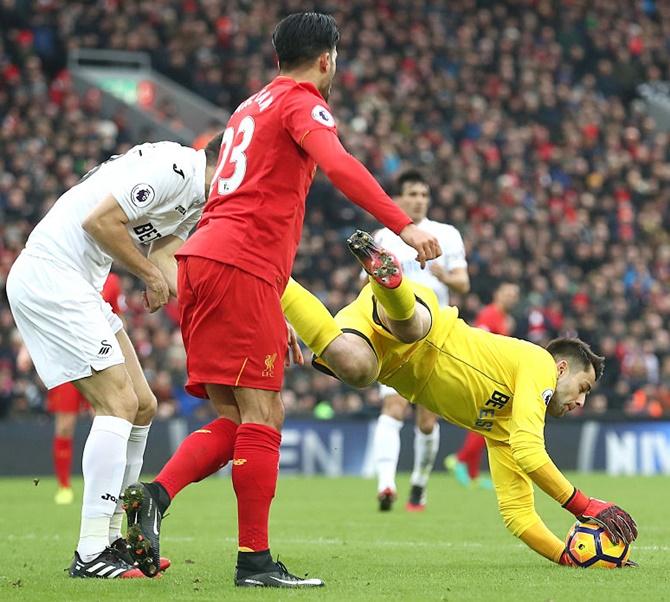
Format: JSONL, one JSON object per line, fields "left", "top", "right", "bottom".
{"left": 346, "top": 230, "right": 430, "bottom": 343}
{"left": 281, "top": 278, "right": 378, "bottom": 387}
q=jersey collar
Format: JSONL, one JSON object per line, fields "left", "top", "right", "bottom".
{"left": 272, "top": 76, "right": 325, "bottom": 100}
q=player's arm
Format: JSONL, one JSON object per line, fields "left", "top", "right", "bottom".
{"left": 82, "top": 194, "right": 169, "bottom": 311}
{"left": 301, "top": 130, "right": 440, "bottom": 267}
{"left": 429, "top": 228, "right": 469, "bottom": 293}
{"left": 428, "top": 265, "right": 470, "bottom": 293}
{"left": 487, "top": 440, "right": 565, "bottom": 563}
{"left": 151, "top": 206, "right": 201, "bottom": 297}
{"left": 510, "top": 356, "right": 638, "bottom": 547}
{"left": 147, "top": 234, "right": 184, "bottom": 297}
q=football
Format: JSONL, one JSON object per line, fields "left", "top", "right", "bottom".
{"left": 564, "top": 521, "right": 631, "bottom": 568}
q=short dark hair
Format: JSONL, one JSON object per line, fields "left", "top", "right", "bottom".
{"left": 272, "top": 12, "right": 340, "bottom": 71}
{"left": 204, "top": 131, "right": 224, "bottom": 165}
{"left": 396, "top": 169, "right": 427, "bottom": 195}
{"left": 546, "top": 337, "right": 605, "bottom": 380}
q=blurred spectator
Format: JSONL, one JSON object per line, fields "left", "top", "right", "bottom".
{"left": 192, "top": 119, "right": 223, "bottom": 150}
{"left": 1, "top": 0, "right": 670, "bottom": 417}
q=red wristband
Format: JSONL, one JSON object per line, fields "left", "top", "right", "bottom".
{"left": 562, "top": 488, "right": 589, "bottom": 516}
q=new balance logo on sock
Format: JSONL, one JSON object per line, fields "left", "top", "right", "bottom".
{"left": 98, "top": 340, "right": 112, "bottom": 356}
{"left": 101, "top": 492, "right": 118, "bottom": 503}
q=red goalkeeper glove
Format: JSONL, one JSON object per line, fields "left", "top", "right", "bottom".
{"left": 562, "top": 488, "right": 638, "bottom": 545}
{"left": 558, "top": 550, "right": 577, "bottom": 567}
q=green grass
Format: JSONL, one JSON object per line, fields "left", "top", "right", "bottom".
{"left": 0, "top": 473, "right": 666, "bottom": 601}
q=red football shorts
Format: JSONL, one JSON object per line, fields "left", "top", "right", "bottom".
{"left": 177, "top": 256, "right": 287, "bottom": 397}
{"left": 46, "top": 383, "right": 90, "bottom": 413}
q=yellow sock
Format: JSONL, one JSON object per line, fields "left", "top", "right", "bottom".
{"left": 370, "top": 277, "right": 415, "bottom": 321}
{"left": 519, "top": 520, "right": 565, "bottom": 563}
{"left": 281, "top": 278, "right": 342, "bottom": 356}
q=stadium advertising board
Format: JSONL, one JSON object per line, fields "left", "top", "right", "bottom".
{"left": 576, "top": 421, "right": 670, "bottom": 475}
{"left": 1, "top": 418, "right": 668, "bottom": 476}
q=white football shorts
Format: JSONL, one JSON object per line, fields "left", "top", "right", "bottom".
{"left": 379, "top": 383, "right": 400, "bottom": 399}
{"left": 6, "top": 252, "right": 125, "bottom": 389}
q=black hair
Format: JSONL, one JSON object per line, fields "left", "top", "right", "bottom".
{"left": 396, "top": 169, "right": 427, "bottom": 195}
{"left": 272, "top": 12, "right": 340, "bottom": 71}
{"left": 204, "top": 131, "right": 224, "bottom": 165}
{"left": 546, "top": 337, "right": 605, "bottom": 380}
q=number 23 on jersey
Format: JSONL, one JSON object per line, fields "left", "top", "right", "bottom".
{"left": 212, "top": 116, "right": 255, "bottom": 196}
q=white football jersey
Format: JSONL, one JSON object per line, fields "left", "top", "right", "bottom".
{"left": 369, "top": 218, "right": 467, "bottom": 307}
{"left": 24, "top": 141, "right": 205, "bottom": 291}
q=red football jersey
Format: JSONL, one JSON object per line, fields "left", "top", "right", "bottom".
{"left": 101, "top": 272, "right": 125, "bottom": 315}
{"left": 177, "top": 76, "right": 337, "bottom": 292}
{"left": 474, "top": 303, "right": 510, "bottom": 336}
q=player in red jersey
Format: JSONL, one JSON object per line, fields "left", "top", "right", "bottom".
{"left": 101, "top": 272, "right": 125, "bottom": 316}
{"left": 121, "top": 12, "right": 441, "bottom": 588}
{"left": 47, "top": 384, "right": 90, "bottom": 505}
{"left": 446, "top": 282, "right": 520, "bottom": 487}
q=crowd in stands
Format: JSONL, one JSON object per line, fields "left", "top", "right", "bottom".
{"left": 1, "top": 0, "right": 669, "bottom": 419}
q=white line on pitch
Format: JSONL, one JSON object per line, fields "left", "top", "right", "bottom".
{"left": 6, "top": 533, "right": 668, "bottom": 552}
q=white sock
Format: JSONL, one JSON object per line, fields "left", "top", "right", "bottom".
{"left": 410, "top": 423, "right": 440, "bottom": 489}
{"left": 77, "top": 416, "right": 132, "bottom": 562}
{"left": 109, "top": 423, "right": 151, "bottom": 544}
{"left": 373, "top": 414, "right": 403, "bottom": 493}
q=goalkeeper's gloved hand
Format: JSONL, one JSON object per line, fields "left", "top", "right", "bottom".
{"left": 562, "top": 488, "right": 638, "bottom": 545}
{"left": 558, "top": 550, "right": 577, "bottom": 567}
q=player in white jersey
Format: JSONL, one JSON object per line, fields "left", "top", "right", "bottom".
{"left": 369, "top": 170, "right": 470, "bottom": 512}
{"left": 6, "top": 135, "right": 222, "bottom": 579}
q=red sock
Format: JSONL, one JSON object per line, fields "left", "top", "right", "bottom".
{"left": 457, "top": 432, "right": 487, "bottom": 478}
{"left": 232, "top": 423, "right": 281, "bottom": 552}
{"left": 53, "top": 436, "right": 73, "bottom": 488}
{"left": 155, "top": 417, "right": 238, "bottom": 500}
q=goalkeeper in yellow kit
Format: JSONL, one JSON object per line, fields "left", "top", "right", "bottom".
{"left": 281, "top": 230, "right": 638, "bottom": 566}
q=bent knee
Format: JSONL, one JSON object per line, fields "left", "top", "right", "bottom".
{"left": 99, "top": 389, "right": 139, "bottom": 421}
{"left": 393, "top": 325, "right": 424, "bottom": 344}
{"left": 416, "top": 409, "right": 437, "bottom": 434}
{"left": 336, "top": 360, "right": 377, "bottom": 388}
{"left": 326, "top": 336, "right": 377, "bottom": 388}
{"left": 54, "top": 412, "right": 77, "bottom": 437}
{"left": 88, "top": 377, "right": 139, "bottom": 420}
{"left": 238, "top": 393, "right": 285, "bottom": 431}
{"left": 135, "top": 390, "right": 158, "bottom": 423}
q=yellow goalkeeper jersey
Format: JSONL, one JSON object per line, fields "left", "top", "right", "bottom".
{"left": 318, "top": 281, "right": 558, "bottom": 472}
{"left": 294, "top": 276, "right": 573, "bottom": 559}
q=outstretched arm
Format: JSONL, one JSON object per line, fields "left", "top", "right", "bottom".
{"left": 487, "top": 439, "right": 565, "bottom": 563}
{"left": 302, "top": 129, "right": 441, "bottom": 267}
{"left": 510, "top": 355, "right": 637, "bottom": 547}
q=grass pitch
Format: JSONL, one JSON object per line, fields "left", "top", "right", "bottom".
{"left": 0, "top": 473, "right": 666, "bottom": 601}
